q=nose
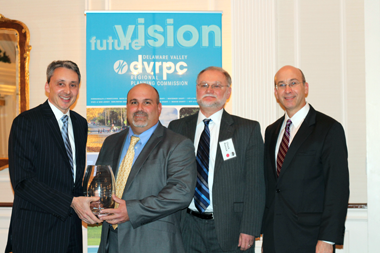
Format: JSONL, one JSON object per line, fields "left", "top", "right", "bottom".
{"left": 64, "top": 85, "right": 71, "bottom": 94}
{"left": 284, "top": 84, "right": 292, "bottom": 93}
{"left": 137, "top": 103, "right": 143, "bottom": 111}
{"left": 205, "top": 85, "right": 214, "bottom": 93}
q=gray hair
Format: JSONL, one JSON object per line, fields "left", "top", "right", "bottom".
{"left": 196, "top": 66, "right": 232, "bottom": 86}
{"left": 46, "top": 60, "right": 81, "bottom": 84}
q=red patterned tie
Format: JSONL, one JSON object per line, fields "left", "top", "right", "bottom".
{"left": 277, "top": 119, "right": 292, "bottom": 177}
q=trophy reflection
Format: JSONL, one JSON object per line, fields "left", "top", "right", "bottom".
{"left": 83, "top": 165, "right": 116, "bottom": 215}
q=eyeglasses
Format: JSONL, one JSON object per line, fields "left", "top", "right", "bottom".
{"left": 275, "top": 80, "right": 302, "bottom": 90}
{"left": 197, "top": 81, "right": 229, "bottom": 90}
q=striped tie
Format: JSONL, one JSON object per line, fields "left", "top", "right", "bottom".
{"left": 277, "top": 119, "right": 292, "bottom": 177}
{"left": 194, "top": 119, "right": 211, "bottom": 213}
{"left": 61, "top": 115, "right": 74, "bottom": 179}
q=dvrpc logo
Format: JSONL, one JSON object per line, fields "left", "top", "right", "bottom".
{"left": 114, "top": 60, "right": 128, "bottom": 74}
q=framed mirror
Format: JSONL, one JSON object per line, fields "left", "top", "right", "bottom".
{"left": 0, "top": 14, "right": 31, "bottom": 171}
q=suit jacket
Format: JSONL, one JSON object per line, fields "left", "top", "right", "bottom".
{"left": 168, "top": 110, "right": 265, "bottom": 251}
{"left": 96, "top": 123, "right": 196, "bottom": 253}
{"left": 262, "top": 105, "right": 349, "bottom": 253}
{"left": 6, "top": 100, "right": 88, "bottom": 253}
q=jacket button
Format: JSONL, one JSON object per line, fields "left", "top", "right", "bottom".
{"left": 276, "top": 189, "right": 280, "bottom": 193}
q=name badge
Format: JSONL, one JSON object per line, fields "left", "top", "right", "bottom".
{"left": 219, "top": 138, "right": 236, "bottom": 161}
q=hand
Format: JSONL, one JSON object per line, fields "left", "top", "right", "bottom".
{"left": 71, "top": 196, "right": 102, "bottom": 224}
{"left": 99, "top": 195, "right": 129, "bottom": 225}
{"left": 238, "top": 233, "right": 255, "bottom": 251}
{"left": 316, "top": 240, "right": 333, "bottom": 253}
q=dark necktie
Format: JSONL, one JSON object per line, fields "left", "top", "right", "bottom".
{"left": 194, "top": 119, "right": 211, "bottom": 213}
{"left": 61, "top": 115, "right": 74, "bottom": 178}
{"left": 277, "top": 119, "right": 292, "bottom": 177}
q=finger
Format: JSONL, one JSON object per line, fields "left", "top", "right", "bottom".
{"left": 113, "top": 195, "right": 123, "bottom": 203}
{"left": 89, "top": 196, "right": 100, "bottom": 202}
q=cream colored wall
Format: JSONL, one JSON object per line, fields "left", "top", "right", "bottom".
{"left": 0, "top": 0, "right": 87, "bottom": 116}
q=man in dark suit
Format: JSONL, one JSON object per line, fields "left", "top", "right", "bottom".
{"left": 168, "top": 66, "right": 265, "bottom": 252}
{"left": 96, "top": 83, "right": 196, "bottom": 253}
{"left": 262, "top": 65, "right": 349, "bottom": 253}
{"left": 6, "top": 60, "right": 100, "bottom": 253}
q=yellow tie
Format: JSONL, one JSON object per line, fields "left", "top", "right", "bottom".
{"left": 113, "top": 136, "right": 140, "bottom": 229}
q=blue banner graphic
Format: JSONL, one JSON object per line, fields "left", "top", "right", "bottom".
{"left": 86, "top": 11, "right": 222, "bottom": 106}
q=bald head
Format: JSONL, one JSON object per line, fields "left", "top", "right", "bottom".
{"left": 274, "top": 65, "right": 306, "bottom": 87}
{"left": 274, "top": 65, "right": 309, "bottom": 118}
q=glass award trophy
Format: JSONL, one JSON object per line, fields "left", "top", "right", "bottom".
{"left": 83, "top": 165, "right": 116, "bottom": 215}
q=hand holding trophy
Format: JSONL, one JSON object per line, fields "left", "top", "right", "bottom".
{"left": 83, "top": 165, "right": 116, "bottom": 215}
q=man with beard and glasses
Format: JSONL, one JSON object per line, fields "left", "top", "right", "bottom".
{"left": 168, "top": 66, "right": 265, "bottom": 252}
{"left": 95, "top": 83, "right": 197, "bottom": 253}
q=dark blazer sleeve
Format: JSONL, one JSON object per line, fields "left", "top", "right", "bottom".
{"left": 239, "top": 120, "right": 265, "bottom": 236}
{"left": 9, "top": 113, "right": 74, "bottom": 220}
{"left": 318, "top": 121, "right": 349, "bottom": 244}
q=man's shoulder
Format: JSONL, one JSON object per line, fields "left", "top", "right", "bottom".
{"left": 104, "top": 128, "right": 128, "bottom": 142}
{"left": 314, "top": 110, "right": 339, "bottom": 124}
{"left": 163, "top": 126, "right": 191, "bottom": 142}
{"left": 170, "top": 113, "right": 197, "bottom": 125}
{"left": 228, "top": 113, "right": 259, "bottom": 125}
{"left": 70, "top": 110, "right": 87, "bottom": 124}
{"left": 15, "top": 103, "right": 47, "bottom": 121}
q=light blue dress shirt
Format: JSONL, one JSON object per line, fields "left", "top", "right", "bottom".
{"left": 116, "top": 122, "right": 159, "bottom": 175}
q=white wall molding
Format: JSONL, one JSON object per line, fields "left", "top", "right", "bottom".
{"left": 231, "top": 0, "right": 277, "bottom": 134}
{"left": 364, "top": 0, "right": 380, "bottom": 251}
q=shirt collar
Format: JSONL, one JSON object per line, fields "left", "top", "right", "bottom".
{"left": 284, "top": 102, "right": 310, "bottom": 129}
{"left": 127, "top": 121, "right": 159, "bottom": 145}
{"left": 197, "top": 108, "right": 224, "bottom": 126}
{"left": 48, "top": 100, "right": 70, "bottom": 122}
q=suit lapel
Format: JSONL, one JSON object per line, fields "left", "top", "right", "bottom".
{"left": 71, "top": 113, "right": 81, "bottom": 183}
{"left": 123, "top": 123, "right": 164, "bottom": 193}
{"left": 184, "top": 113, "right": 198, "bottom": 142}
{"left": 269, "top": 117, "right": 284, "bottom": 180}
{"left": 41, "top": 101, "right": 69, "bottom": 167}
{"left": 112, "top": 129, "right": 129, "bottom": 175}
{"left": 215, "top": 111, "right": 234, "bottom": 176}
{"left": 278, "top": 106, "right": 317, "bottom": 179}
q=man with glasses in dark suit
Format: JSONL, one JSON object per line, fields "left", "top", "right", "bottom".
{"left": 261, "top": 65, "right": 349, "bottom": 253}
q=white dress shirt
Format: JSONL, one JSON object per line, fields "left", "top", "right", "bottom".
{"left": 275, "top": 103, "right": 310, "bottom": 164}
{"left": 188, "top": 108, "right": 224, "bottom": 213}
{"left": 48, "top": 100, "right": 76, "bottom": 181}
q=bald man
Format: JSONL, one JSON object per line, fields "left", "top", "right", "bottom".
{"left": 262, "top": 65, "right": 349, "bottom": 253}
{"left": 96, "top": 83, "right": 196, "bottom": 253}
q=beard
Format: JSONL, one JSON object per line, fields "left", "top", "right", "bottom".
{"left": 131, "top": 111, "right": 149, "bottom": 128}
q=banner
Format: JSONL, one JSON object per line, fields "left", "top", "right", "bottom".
{"left": 86, "top": 11, "right": 222, "bottom": 106}
{"left": 85, "top": 11, "right": 222, "bottom": 252}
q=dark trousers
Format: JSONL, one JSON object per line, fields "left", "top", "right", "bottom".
{"left": 182, "top": 211, "right": 255, "bottom": 253}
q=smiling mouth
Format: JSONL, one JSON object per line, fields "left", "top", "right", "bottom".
{"left": 59, "top": 96, "right": 71, "bottom": 102}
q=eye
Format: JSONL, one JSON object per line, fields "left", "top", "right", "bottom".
{"left": 290, "top": 81, "right": 298, "bottom": 86}
{"left": 213, "top": 84, "right": 222, "bottom": 89}
{"left": 130, "top": 101, "right": 137, "bottom": 105}
{"left": 70, "top": 83, "right": 78, "bottom": 88}
{"left": 145, "top": 101, "right": 151, "bottom": 105}
{"left": 278, "top": 83, "right": 286, "bottom": 88}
